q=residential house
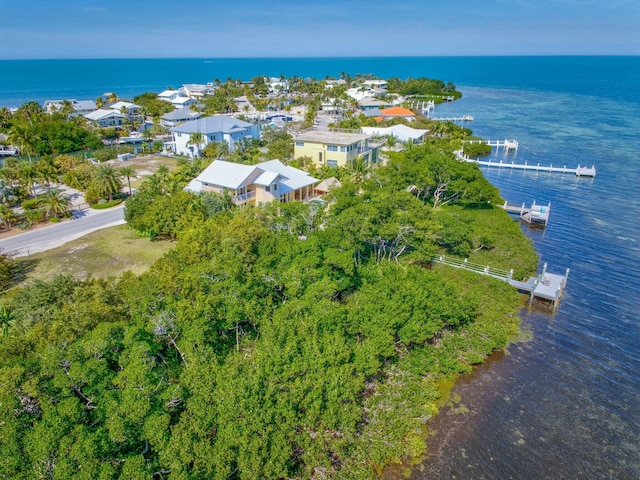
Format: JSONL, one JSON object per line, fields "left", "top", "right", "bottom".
{"left": 109, "top": 101, "right": 143, "bottom": 119}
{"left": 361, "top": 125, "right": 428, "bottom": 143}
{"left": 377, "top": 107, "right": 415, "bottom": 122}
{"left": 362, "top": 79, "right": 388, "bottom": 90}
{"left": 293, "top": 130, "right": 380, "bottom": 168}
{"left": 84, "top": 109, "right": 126, "bottom": 127}
{"left": 170, "top": 115, "right": 255, "bottom": 157}
{"left": 158, "top": 89, "right": 197, "bottom": 109}
{"left": 160, "top": 107, "right": 202, "bottom": 128}
{"left": 43, "top": 99, "right": 97, "bottom": 116}
{"left": 324, "top": 79, "right": 347, "bottom": 89}
{"left": 184, "top": 159, "right": 318, "bottom": 205}
{"left": 181, "top": 83, "right": 215, "bottom": 99}
{"left": 266, "top": 77, "right": 290, "bottom": 94}
{"left": 358, "top": 97, "right": 393, "bottom": 111}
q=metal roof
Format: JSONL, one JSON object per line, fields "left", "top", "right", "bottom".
{"left": 171, "top": 115, "right": 252, "bottom": 135}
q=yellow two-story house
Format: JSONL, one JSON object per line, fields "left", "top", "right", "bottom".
{"left": 293, "top": 130, "right": 380, "bottom": 168}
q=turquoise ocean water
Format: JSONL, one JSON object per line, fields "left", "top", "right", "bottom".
{"left": 2, "top": 57, "right": 639, "bottom": 478}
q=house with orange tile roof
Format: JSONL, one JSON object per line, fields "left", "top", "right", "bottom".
{"left": 378, "top": 107, "right": 415, "bottom": 121}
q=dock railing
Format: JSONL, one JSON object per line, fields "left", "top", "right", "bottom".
{"left": 433, "top": 255, "right": 513, "bottom": 281}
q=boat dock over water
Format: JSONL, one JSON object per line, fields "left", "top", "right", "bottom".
{"left": 501, "top": 200, "right": 551, "bottom": 226}
{"left": 463, "top": 139, "right": 519, "bottom": 150}
{"left": 430, "top": 115, "right": 474, "bottom": 122}
{"left": 457, "top": 152, "right": 596, "bottom": 177}
{"left": 433, "top": 255, "right": 569, "bottom": 307}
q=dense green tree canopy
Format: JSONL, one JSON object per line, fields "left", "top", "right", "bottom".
{"left": 0, "top": 140, "right": 537, "bottom": 479}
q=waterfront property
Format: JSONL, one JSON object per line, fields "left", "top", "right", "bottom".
{"left": 43, "top": 99, "right": 97, "bottom": 116}
{"left": 293, "top": 129, "right": 380, "bottom": 168}
{"left": 84, "top": 108, "right": 126, "bottom": 127}
{"left": 109, "top": 101, "right": 143, "bottom": 119}
{"left": 362, "top": 124, "right": 428, "bottom": 143}
{"left": 184, "top": 159, "right": 318, "bottom": 205}
{"left": 377, "top": 106, "right": 415, "bottom": 121}
{"left": 160, "top": 107, "right": 202, "bottom": 128}
{"left": 170, "top": 115, "right": 255, "bottom": 156}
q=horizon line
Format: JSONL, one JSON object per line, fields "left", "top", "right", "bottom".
{"left": 1, "top": 54, "right": 638, "bottom": 61}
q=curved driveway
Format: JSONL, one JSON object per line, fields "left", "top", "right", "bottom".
{"left": 0, "top": 205, "right": 126, "bottom": 257}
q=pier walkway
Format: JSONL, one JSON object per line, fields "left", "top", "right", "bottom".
{"left": 432, "top": 255, "right": 569, "bottom": 307}
{"left": 456, "top": 151, "right": 596, "bottom": 177}
{"left": 430, "top": 115, "right": 474, "bottom": 122}
{"left": 463, "top": 139, "right": 519, "bottom": 150}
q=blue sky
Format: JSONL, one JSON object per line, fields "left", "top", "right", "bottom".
{"left": 1, "top": 0, "right": 638, "bottom": 59}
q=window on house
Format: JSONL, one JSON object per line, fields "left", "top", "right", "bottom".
{"left": 273, "top": 183, "right": 278, "bottom": 191}
{"left": 265, "top": 185, "right": 270, "bottom": 192}
{"left": 327, "top": 145, "right": 338, "bottom": 152}
{"left": 340, "top": 146, "right": 347, "bottom": 152}
{"left": 295, "top": 141, "right": 304, "bottom": 147}
{"left": 327, "top": 160, "right": 338, "bottom": 167}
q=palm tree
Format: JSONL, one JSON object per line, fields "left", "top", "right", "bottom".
{"left": 119, "top": 166, "right": 135, "bottom": 196}
{"left": 107, "top": 92, "right": 119, "bottom": 104}
{"left": 187, "top": 131, "right": 204, "bottom": 158}
{"left": 18, "top": 162, "right": 38, "bottom": 196}
{"left": 95, "top": 97, "right": 104, "bottom": 108}
{"left": 94, "top": 164, "right": 122, "bottom": 201}
{"left": 7, "top": 123, "right": 39, "bottom": 162}
{"left": 41, "top": 189, "right": 71, "bottom": 219}
{"left": 215, "top": 140, "right": 230, "bottom": 159}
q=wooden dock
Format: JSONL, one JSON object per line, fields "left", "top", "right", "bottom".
{"left": 501, "top": 200, "right": 551, "bottom": 226}
{"left": 457, "top": 152, "right": 596, "bottom": 177}
{"left": 432, "top": 255, "right": 569, "bottom": 307}
{"left": 463, "top": 139, "right": 519, "bottom": 150}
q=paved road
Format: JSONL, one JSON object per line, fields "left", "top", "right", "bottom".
{"left": 0, "top": 205, "right": 126, "bottom": 257}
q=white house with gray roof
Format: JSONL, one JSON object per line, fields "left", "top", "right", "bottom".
{"left": 160, "top": 107, "right": 202, "bottom": 128}
{"left": 84, "top": 109, "right": 126, "bottom": 127}
{"left": 171, "top": 115, "right": 256, "bottom": 157}
{"left": 184, "top": 159, "right": 318, "bottom": 205}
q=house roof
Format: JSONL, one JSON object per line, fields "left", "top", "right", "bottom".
{"left": 194, "top": 160, "right": 258, "bottom": 190}
{"left": 253, "top": 171, "right": 280, "bottom": 186}
{"left": 110, "top": 101, "right": 138, "bottom": 111}
{"left": 161, "top": 107, "right": 201, "bottom": 122}
{"left": 363, "top": 108, "right": 383, "bottom": 118}
{"left": 293, "top": 130, "right": 370, "bottom": 145}
{"left": 171, "top": 97, "right": 197, "bottom": 106}
{"left": 315, "top": 176, "right": 341, "bottom": 192}
{"left": 362, "top": 125, "right": 428, "bottom": 142}
{"left": 158, "top": 89, "right": 183, "bottom": 98}
{"left": 187, "top": 159, "right": 318, "bottom": 196}
{"left": 256, "top": 159, "right": 318, "bottom": 192}
{"left": 359, "top": 97, "right": 391, "bottom": 108}
{"left": 379, "top": 107, "right": 414, "bottom": 117}
{"left": 73, "top": 100, "right": 97, "bottom": 111}
{"left": 171, "top": 115, "right": 252, "bottom": 135}
{"left": 85, "top": 109, "right": 126, "bottom": 121}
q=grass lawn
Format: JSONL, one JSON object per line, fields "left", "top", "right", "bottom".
{"left": 14, "top": 224, "right": 175, "bottom": 284}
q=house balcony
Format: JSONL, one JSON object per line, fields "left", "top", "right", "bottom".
{"left": 233, "top": 190, "right": 256, "bottom": 205}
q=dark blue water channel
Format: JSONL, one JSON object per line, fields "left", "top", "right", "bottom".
{"left": 406, "top": 85, "right": 640, "bottom": 479}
